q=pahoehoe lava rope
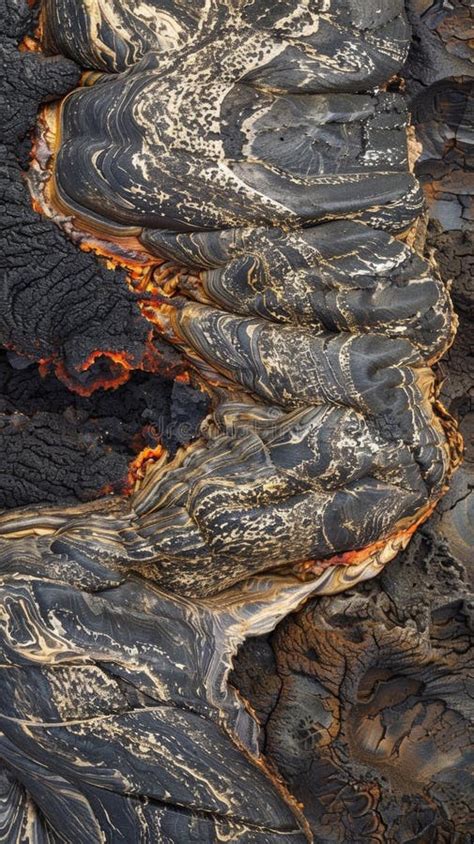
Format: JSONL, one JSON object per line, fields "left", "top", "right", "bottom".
{"left": 17, "top": 0, "right": 460, "bottom": 596}
{"left": 0, "top": 1, "right": 464, "bottom": 841}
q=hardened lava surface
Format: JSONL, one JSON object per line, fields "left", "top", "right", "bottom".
{"left": 231, "top": 535, "right": 473, "bottom": 842}
{"left": 232, "top": 8, "right": 473, "bottom": 842}
{"left": 40, "top": 0, "right": 412, "bottom": 79}
{"left": 22, "top": 0, "right": 460, "bottom": 596}
{"left": 0, "top": 1, "right": 469, "bottom": 842}
{"left": 44, "top": 1, "right": 423, "bottom": 234}
{"left": 0, "top": 350, "right": 208, "bottom": 508}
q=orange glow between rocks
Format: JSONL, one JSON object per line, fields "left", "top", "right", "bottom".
{"left": 40, "top": 353, "right": 133, "bottom": 396}
{"left": 124, "top": 444, "right": 166, "bottom": 494}
{"left": 25, "top": 104, "right": 201, "bottom": 396}
{"left": 22, "top": 54, "right": 462, "bottom": 581}
{"left": 35, "top": 330, "right": 192, "bottom": 396}
{"left": 295, "top": 496, "right": 443, "bottom": 577}
{"left": 27, "top": 101, "right": 196, "bottom": 396}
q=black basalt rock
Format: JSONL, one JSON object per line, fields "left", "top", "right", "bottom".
{"left": 0, "top": 0, "right": 154, "bottom": 394}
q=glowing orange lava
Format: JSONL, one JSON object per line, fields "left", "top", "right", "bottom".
{"left": 26, "top": 100, "right": 198, "bottom": 396}
{"left": 295, "top": 494, "right": 446, "bottom": 579}
{"left": 124, "top": 444, "right": 166, "bottom": 494}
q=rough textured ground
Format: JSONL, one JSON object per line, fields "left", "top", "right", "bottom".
{"left": 0, "top": 350, "right": 208, "bottom": 507}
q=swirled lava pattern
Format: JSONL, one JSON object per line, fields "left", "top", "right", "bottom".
{"left": 0, "top": 1, "right": 466, "bottom": 841}
{"left": 22, "top": 0, "right": 460, "bottom": 596}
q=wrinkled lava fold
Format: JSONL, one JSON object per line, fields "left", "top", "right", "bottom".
{"left": 0, "top": 2, "right": 467, "bottom": 841}
{"left": 20, "top": 0, "right": 461, "bottom": 596}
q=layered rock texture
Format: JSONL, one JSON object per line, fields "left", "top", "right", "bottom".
{"left": 0, "top": 1, "right": 471, "bottom": 841}
{"left": 21, "top": 0, "right": 460, "bottom": 592}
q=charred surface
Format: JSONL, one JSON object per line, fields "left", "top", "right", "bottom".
{"left": 0, "top": 1, "right": 161, "bottom": 394}
{"left": 405, "top": 0, "right": 473, "bottom": 96}
{"left": 413, "top": 76, "right": 473, "bottom": 232}
{"left": 0, "top": 351, "right": 208, "bottom": 508}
